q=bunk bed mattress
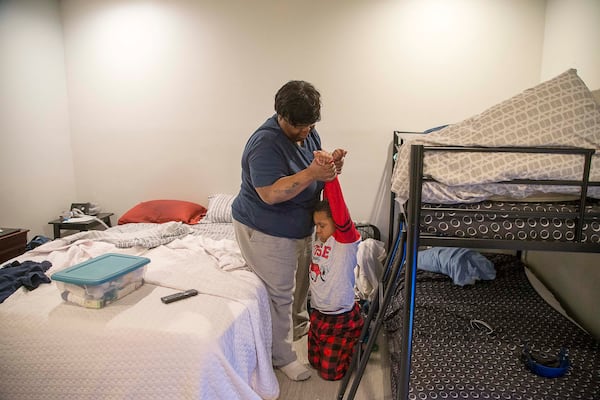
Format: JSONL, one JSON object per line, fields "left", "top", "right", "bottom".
{"left": 0, "top": 222, "right": 278, "bottom": 400}
{"left": 419, "top": 199, "right": 600, "bottom": 243}
{"left": 383, "top": 254, "right": 600, "bottom": 400}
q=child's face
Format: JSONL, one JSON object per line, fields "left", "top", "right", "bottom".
{"left": 314, "top": 211, "right": 336, "bottom": 242}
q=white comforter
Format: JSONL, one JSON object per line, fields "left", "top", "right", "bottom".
{"left": 0, "top": 223, "right": 279, "bottom": 400}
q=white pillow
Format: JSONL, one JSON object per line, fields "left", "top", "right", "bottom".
{"left": 204, "top": 194, "right": 236, "bottom": 223}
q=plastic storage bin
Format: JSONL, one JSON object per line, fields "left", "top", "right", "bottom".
{"left": 51, "top": 253, "right": 150, "bottom": 309}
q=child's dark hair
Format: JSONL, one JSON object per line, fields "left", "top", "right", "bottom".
{"left": 314, "top": 200, "right": 332, "bottom": 218}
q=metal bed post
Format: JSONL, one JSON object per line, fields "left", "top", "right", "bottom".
{"left": 576, "top": 150, "right": 593, "bottom": 242}
{"left": 397, "top": 144, "right": 424, "bottom": 400}
{"left": 388, "top": 131, "right": 402, "bottom": 249}
{"left": 336, "top": 226, "right": 407, "bottom": 400}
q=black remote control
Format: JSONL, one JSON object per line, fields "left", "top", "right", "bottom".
{"left": 161, "top": 289, "right": 199, "bottom": 304}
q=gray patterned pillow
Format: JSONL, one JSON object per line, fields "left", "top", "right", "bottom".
{"left": 391, "top": 68, "right": 600, "bottom": 203}
{"left": 433, "top": 68, "right": 600, "bottom": 146}
{"left": 204, "top": 194, "right": 236, "bottom": 223}
{"left": 592, "top": 89, "right": 600, "bottom": 106}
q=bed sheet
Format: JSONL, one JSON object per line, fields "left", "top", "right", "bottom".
{"left": 383, "top": 253, "right": 600, "bottom": 400}
{"left": 0, "top": 222, "right": 279, "bottom": 400}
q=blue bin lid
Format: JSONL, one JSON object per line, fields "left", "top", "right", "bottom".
{"left": 51, "top": 253, "right": 150, "bottom": 286}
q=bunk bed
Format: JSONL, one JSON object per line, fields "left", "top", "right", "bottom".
{"left": 386, "top": 141, "right": 600, "bottom": 400}
{"left": 337, "top": 69, "right": 600, "bottom": 400}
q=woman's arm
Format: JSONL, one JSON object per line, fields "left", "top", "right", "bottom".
{"left": 256, "top": 158, "right": 336, "bottom": 205}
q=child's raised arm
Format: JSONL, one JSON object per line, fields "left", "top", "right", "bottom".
{"left": 323, "top": 176, "right": 361, "bottom": 244}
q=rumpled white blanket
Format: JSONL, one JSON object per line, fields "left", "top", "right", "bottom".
{"left": 0, "top": 223, "right": 279, "bottom": 400}
{"left": 354, "top": 239, "right": 387, "bottom": 302}
{"left": 54, "top": 221, "right": 191, "bottom": 248}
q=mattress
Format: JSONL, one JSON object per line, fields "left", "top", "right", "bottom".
{"left": 0, "top": 222, "right": 278, "bottom": 400}
{"left": 383, "top": 254, "right": 600, "bottom": 400}
{"left": 419, "top": 199, "right": 600, "bottom": 243}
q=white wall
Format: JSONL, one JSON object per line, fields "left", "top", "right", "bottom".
{"left": 0, "top": 0, "right": 75, "bottom": 239}
{"left": 524, "top": 251, "right": 600, "bottom": 339}
{"left": 56, "top": 0, "right": 546, "bottom": 244}
{"left": 541, "top": 0, "right": 600, "bottom": 88}
{"left": 2, "top": 0, "right": 596, "bottom": 238}
{"left": 2, "top": 0, "right": 548, "bottom": 241}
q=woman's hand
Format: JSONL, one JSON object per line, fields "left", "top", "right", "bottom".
{"left": 313, "top": 150, "right": 333, "bottom": 166}
{"left": 332, "top": 148, "right": 347, "bottom": 175}
{"left": 309, "top": 154, "right": 337, "bottom": 182}
{"left": 256, "top": 148, "right": 341, "bottom": 205}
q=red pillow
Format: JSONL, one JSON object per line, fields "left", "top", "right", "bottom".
{"left": 118, "top": 200, "right": 207, "bottom": 225}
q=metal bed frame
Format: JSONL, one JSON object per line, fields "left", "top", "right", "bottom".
{"left": 338, "top": 131, "right": 600, "bottom": 400}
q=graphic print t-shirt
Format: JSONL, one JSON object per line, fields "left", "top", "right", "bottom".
{"left": 309, "top": 177, "right": 361, "bottom": 314}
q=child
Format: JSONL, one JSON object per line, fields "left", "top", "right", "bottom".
{"left": 308, "top": 150, "right": 363, "bottom": 381}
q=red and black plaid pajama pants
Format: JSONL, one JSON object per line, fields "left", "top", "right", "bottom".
{"left": 308, "top": 302, "right": 364, "bottom": 381}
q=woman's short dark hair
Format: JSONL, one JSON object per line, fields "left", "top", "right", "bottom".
{"left": 314, "top": 199, "right": 331, "bottom": 218}
{"left": 275, "top": 80, "right": 321, "bottom": 126}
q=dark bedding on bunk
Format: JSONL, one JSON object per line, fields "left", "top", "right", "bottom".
{"left": 383, "top": 253, "right": 600, "bottom": 400}
{"left": 420, "top": 199, "right": 600, "bottom": 243}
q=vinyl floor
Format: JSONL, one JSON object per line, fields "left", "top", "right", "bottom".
{"left": 275, "top": 332, "right": 392, "bottom": 400}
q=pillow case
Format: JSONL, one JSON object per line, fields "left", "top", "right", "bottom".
{"left": 118, "top": 199, "right": 207, "bottom": 225}
{"left": 204, "top": 194, "right": 236, "bottom": 223}
{"left": 391, "top": 68, "right": 600, "bottom": 203}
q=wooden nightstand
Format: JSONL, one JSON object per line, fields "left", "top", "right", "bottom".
{"left": 0, "top": 228, "right": 29, "bottom": 264}
{"left": 48, "top": 213, "right": 113, "bottom": 239}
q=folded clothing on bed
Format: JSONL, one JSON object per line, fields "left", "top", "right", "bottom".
{"left": 0, "top": 260, "right": 52, "bottom": 303}
{"left": 417, "top": 247, "right": 495, "bottom": 286}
